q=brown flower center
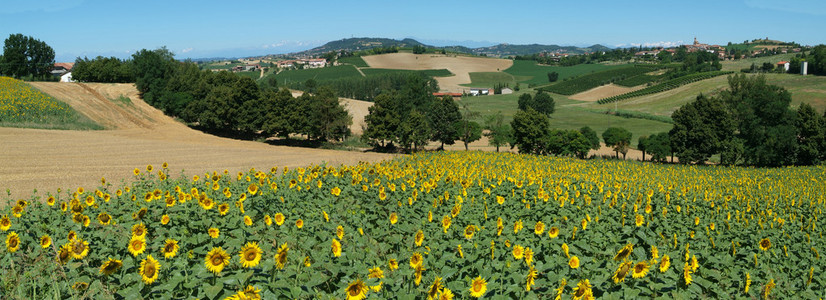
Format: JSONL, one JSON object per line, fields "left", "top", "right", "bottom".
{"left": 245, "top": 251, "right": 257, "bottom": 261}
{"left": 212, "top": 255, "right": 224, "bottom": 266}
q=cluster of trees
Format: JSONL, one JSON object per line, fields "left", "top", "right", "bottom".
{"left": 514, "top": 49, "right": 638, "bottom": 66}
{"left": 129, "top": 47, "right": 351, "bottom": 141}
{"left": 284, "top": 72, "right": 438, "bottom": 102}
{"left": 509, "top": 91, "right": 601, "bottom": 158}
{"left": 362, "top": 76, "right": 482, "bottom": 152}
{"left": 811, "top": 45, "right": 826, "bottom": 76}
{"left": 0, "top": 34, "right": 55, "bottom": 80}
{"left": 72, "top": 56, "right": 135, "bottom": 83}
{"left": 669, "top": 74, "right": 826, "bottom": 166}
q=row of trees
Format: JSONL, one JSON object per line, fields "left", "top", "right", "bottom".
{"left": 72, "top": 56, "right": 135, "bottom": 83}
{"left": 129, "top": 47, "right": 351, "bottom": 141}
{"left": 0, "top": 34, "right": 55, "bottom": 79}
{"left": 362, "top": 76, "right": 482, "bottom": 152}
{"left": 668, "top": 74, "right": 826, "bottom": 166}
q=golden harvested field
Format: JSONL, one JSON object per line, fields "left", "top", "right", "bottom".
{"left": 1, "top": 83, "right": 393, "bottom": 201}
{"left": 569, "top": 84, "right": 645, "bottom": 102}
{"left": 361, "top": 53, "right": 513, "bottom": 92}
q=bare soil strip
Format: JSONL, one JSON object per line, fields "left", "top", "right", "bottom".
{"left": 569, "top": 84, "right": 645, "bottom": 102}
{"left": 361, "top": 53, "right": 513, "bottom": 93}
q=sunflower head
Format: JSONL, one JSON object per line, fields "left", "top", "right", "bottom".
{"left": 6, "top": 231, "right": 21, "bottom": 253}
{"left": 39, "top": 235, "right": 51, "bottom": 249}
{"left": 572, "top": 279, "right": 593, "bottom": 300}
{"left": 410, "top": 252, "right": 423, "bottom": 268}
{"left": 205, "top": 247, "right": 231, "bottom": 274}
{"left": 534, "top": 221, "right": 545, "bottom": 235}
{"left": 132, "top": 223, "right": 146, "bottom": 238}
{"left": 128, "top": 236, "right": 146, "bottom": 257}
{"left": 469, "top": 276, "right": 487, "bottom": 298}
{"left": 569, "top": 256, "right": 581, "bottom": 269}
{"left": 614, "top": 243, "right": 634, "bottom": 261}
{"left": 274, "top": 213, "right": 285, "bottom": 226}
{"left": 759, "top": 238, "right": 771, "bottom": 251}
{"left": 208, "top": 227, "right": 220, "bottom": 238}
{"left": 98, "top": 212, "right": 112, "bottom": 225}
{"left": 239, "top": 241, "right": 263, "bottom": 268}
{"left": 331, "top": 239, "right": 342, "bottom": 258}
{"left": 659, "top": 255, "right": 671, "bottom": 273}
{"left": 100, "top": 258, "right": 123, "bottom": 275}
{"left": 368, "top": 266, "right": 383, "bottom": 279}
{"left": 139, "top": 254, "right": 160, "bottom": 284}
{"left": 296, "top": 219, "right": 304, "bottom": 229}
{"left": 612, "top": 261, "right": 633, "bottom": 284}
{"left": 57, "top": 243, "right": 72, "bottom": 264}
{"left": 463, "top": 225, "right": 476, "bottom": 240}
{"left": 344, "top": 279, "right": 368, "bottom": 300}
{"left": 275, "top": 243, "right": 289, "bottom": 270}
{"left": 632, "top": 261, "right": 650, "bottom": 279}
{"left": 161, "top": 239, "right": 179, "bottom": 259}
{"left": 70, "top": 238, "right": 89, "bottom": 259}
{"left": 388, "top": 258, "right": 399, "bottom": 271}
{"left": 414, "top": 230, "right": 424, "bottom": 246}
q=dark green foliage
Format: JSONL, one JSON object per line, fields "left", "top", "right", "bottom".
{"left": 1, "top": 34, "right": 55, "bottom": 79}
{"left": 547, "top": 129, "right": 592, "bottom": 159}
{"left": 362, "top": 93, "right": 400, "bottom": 147}
{"left": 795, "top": 103, "right": 825, "bottom": 165}
{"left": 483, "top": 112, "right": 511, "bottom": 152}
{"left": 542, "top": 65, "right": 662, "bottom": 95}
{"left": 510, "top": 108, "right": 550, "bottom": 155}
{"left": 547, "top": 72, "right": 558, "bottom": 82}
{"left": 292, "top": 71, "right": 439, "bottom": 102}
{"left": 602, "top": 127, "right": 632, "bottom": 159}
{"left": 669, "top": 94, "right": 734, "bottom": 164}
{"left": 637, "top": 135, "right": 649, "bottom": 161}
{"left": 429, "top": 96, "right": 462, "bottom": 149}
{"left": 362, "top": 76, "right": 437, "bottom": 152}
{"left": 579, "top": 126, "right": 601, "bottom": 151}
{"left": 517, "top": 91, "right": 555, "bottom": 116}
{"left": 132, "top": 47, "right": 176, "bottom": 108}
{"left": 72, "top": 56, "right": 135, "bottom": 83}
{"left": 646, "top": 132, "right": 672, "bottom": 162}
{"left": 455, "top": 120, "right": 482, "bottom": 151}
{"left": 398, "top": 109, "right": 430, "bottom": 151}
{"left": 810, "top": 45, "right": 826, "bottom": 76}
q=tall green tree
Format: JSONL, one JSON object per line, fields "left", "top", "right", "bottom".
{"left": 602, "top": 127, "right": 632, "bottom": 159}
{"left": 1, "top": 34, "right": 55, "bottom": 79}
{"left": 795, "top": 103, "right": 825, "bottom": 165}
{"left": 398, "top": 109, "right": 430, "bottom": 152}
{"left": 669, "top": 94, "right": 734, "bottom": 164}
{"left": 308, "top": 87, "right": 352, "bottom": 141}
{"left": 132, "top": 47, "right": 175, "bottom": 106}
{"left": 646, "top": 132, "right": 672, "bottom": 162}
{"left": 483, "top": 112, "right": 511, "bottom": 152}
{"left": 510, "top": 108, "right": 549, "bottom": 155}
{"left": 518, "top": 91, "right": 555, "bottom": 116}
{"left": 455, "top": 120, "right": 482, "bottom": 151}
{"left": 579, "top": 126, "right": 601, "bottom": 153}
{"left": 428, "top": 95, "right": 461, "bottom": 149}
{"left": 637, "top": 135, "right": 649, "bottom": 161}
{"left": 362, "top": 92, "right": 400, "bottom": 148}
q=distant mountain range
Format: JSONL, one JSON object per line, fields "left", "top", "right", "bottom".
{"left": 260, "top": 37, "right": 613, "bottom": 59}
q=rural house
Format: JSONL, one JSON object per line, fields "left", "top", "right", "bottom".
{"left": 51, "top": 62, "right": 74, "bottom": 76}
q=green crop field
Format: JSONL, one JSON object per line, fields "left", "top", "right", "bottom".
{"left": 720, "top": 53, "right": 797, "bottom": 72}
{"left": 337, "top": 56, "right": 369, "bottom": 68}
{"left": 270, "top": 66, "right": 364, "bottom": 86}
{"left": 542, "top": 66, "right": 664, "bottom": 96}
{"left": 462, "top": 72, "right": 518, "bottom": 88}
{"left": 503, "top": 61, "right": 624, "bottom": 86}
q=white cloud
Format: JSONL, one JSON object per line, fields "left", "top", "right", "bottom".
{"left": 181, "top": 48, "right": 193, "bottom": 54}
{"left": 744, "top": 0, "right": 826, "bottom": 16}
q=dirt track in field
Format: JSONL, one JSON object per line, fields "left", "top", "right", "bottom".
{"left": 361, "top": 53, "right": 513, "bottom": 93}
{"left": 1, "top": 82, "right": 393, "bottom": 201}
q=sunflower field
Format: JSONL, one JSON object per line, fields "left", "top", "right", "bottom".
{"left": 0, "top": 76, "right": 100, "bottom": 129}
{"left": 1, "top": 151, "right": 825, "bottom": 299}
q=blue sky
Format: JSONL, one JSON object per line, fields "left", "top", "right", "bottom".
{"left": 1, "top": 0, "right": 824, "bottom": 62}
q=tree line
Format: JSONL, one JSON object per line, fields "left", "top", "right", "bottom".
{"left": 0, "top": 34, "right": 55, "bottom": 80}
{"left": 127, "top": 47, "right": 351, "bottom": 141}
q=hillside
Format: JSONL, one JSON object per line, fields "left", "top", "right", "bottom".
{"left": 278, "top": 37, "right": 614, "bottom": 58}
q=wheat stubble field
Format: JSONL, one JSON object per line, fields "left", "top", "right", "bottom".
{"left": 0, "top": 82, "right": 393, "bottom": 201}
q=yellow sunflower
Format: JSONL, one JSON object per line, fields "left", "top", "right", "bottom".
{"left": 161, "top": 239, "right": 179, "bottom": 259}
{"left": 410, "top": 252, "right": 423, "bottom": 268}
{"left": 139, "top": 254, "right": 160, "bottom": 284}
{"left": 569, "top": 256, "right": 581, "bottom": 269}
{"left": 331, "top": 186, "right": 341, "bottom": 196}
{"left": 296, "top": 219, "right": 304, "bottom": 229}
{"left": 337, "top": 225, "right": 345, "bottom": 241}
{"left": 512, "top": 245, "right": 524, "bottom": 260}
{"left": 389, "top": 212, "right": 398, "bottom": 225}
{"left": 40, "top": 235, "right": 51, "bottom": 249}
{"left": 759, "top": 238, "right": 771, "bottom": 251}
{"left": 427, "top": 276, "right": 443, "bottom": 300}
{"left": 562, "top": 243, "right": 570, "bottom": 258}
{"left": 632, "top": 261, "right": 649, "bottom": 279}
{"left": 208, "top": 227, "right": 220, "bottom": 238}
{"left": 132, "top": 223, "right": 147, "bottom": 239}
{"left": 128, "top": 236, "right": 146, "bottom": 257}
{"left": 463, "top": 225, "right": 476, "bottom": 240}
{"left": 548, "top": 226, "right": 560, "bottom": 238}
{"left": 247, "top": 183, "right": 258, "bottom": 195}
{"left": 205, "top": 247, "right": 231, "bottom": 274}
{"left": 439, "top": 288, "right": 455, "bottom": 300}
{"left": 218, "top": 203, "right": 230, "bottom": 216}
{"left": 659, "top": 255, "right": 671, "bottom": 272}
{"left": 572, "top": 279, "right": 594, "bottom": 300}
{"left": 57, "top": 243, "right": 72, "bottom": 264}
{"left": 303, "top": 256, "right": 311, "bottom": 267}
{"left": 524, "top": 247, "right": 534, "bottom": 265}
{"left": 368, "top": 266, "right": 383, "bottom": 279}
{"left": 534, "top": 221, "right": 545, "bottom": 235}
{"left": 275, "top": 243, "right": 289, "bottom": 270}
{"left": 526, "top": 266, "right": 538, "bottom": 291}
{"left": 161, "top": 214, "right": 170, "bottom": 225}
{"left": 614, "top": 243, "right": 633, "bottom": 261}
{"left": 441, "top": 215, "right": 451, "bottom": 232}
{"left": 1, "top": 216, "right": 12, "bottom": 231}
{"left": 70, "top": 238, "right": 89, "bottom": 259}
{"left": 415, "top": 230, "right": 424, "bottom": 246}
{"left": 100, "top": 258, "right": 123, "bottom": 275}
{"left": 612, "top": 261, "right": 633, "bottom": 284}
{"left": 388, "top": 258, "right": 399, "bottom": 271}
{"left": 414, "top": 265, "right": 425, "bottom": 286}
{"left": 274, "top": 213, "right": 285, "bottom": 226}
{"left": 635, "top": 214, "right": 644, "bottom": 227}
{"left": 239, "top": 241, "right": 263, "bottom": 268}
{"left": 469, "top": 276, "right": 487, "bottom": 298}
{"left": 332, "top": 238, "right": 342, "bottom": 257}
{"left": 67, "top": 230, "right": 77, "bottom": 241}
{"left": 97, "top": 212, "right": 112, "bottom": 225}
{"left": 264, "top": 215, "right": 272, "bottom": 226}
{"left": 344, "top": 279, "right": 368, "bottom": 300}
{"left": 47, "top": 196, "right": 56, "bottom": 206}
{"left": 6, "top": 231, "right": 20, "bottom": 253}
{"left": 244, "top": 215, "right": 253, "bottom": 226}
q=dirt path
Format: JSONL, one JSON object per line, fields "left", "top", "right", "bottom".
{"left": 1, "top": 83, "right": 393, "bottom": 201}
{"left": 361, "top": 53, "right": 512, "bottom": 93}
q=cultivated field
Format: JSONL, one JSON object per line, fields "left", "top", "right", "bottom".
{"left": 1, "top": 83, "right": 392, "bottom": 201}
{"left": 362, "top": 53, "right": 513, "bottom": 92}
{"left": 569, "top": 84, "right": 644, "bottom": 102}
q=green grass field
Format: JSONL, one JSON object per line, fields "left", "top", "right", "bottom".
{"left": 460, "top": 88, "right": 672, "bottom": 145}
{"left": 236, "top": 71, "right": 260, "bottom": 80}
{"left": 271, "top": 65, "right": 363, "bottom": 85}
{"left": 503, "top": 60, "right": 625, "bottom": 86}
{"left": 337, "top": 56, "right": 369, "bottom": 68}
{"left": 462, "top": 72, "right": 517, "bottom": 87}
{"left": 720, "top": 53, "right": 797, "bottom": 71}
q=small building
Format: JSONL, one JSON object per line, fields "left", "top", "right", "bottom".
{"left": 468, "top": 88, "right": 493, "bottom": 96}
{"left": 501, "top": 88, "right": 513, "bottom": 95}
{"left": 777, "top": 61, "right": 790, "bottom": 72}
{"left": 60, "top": 72, "right": 74, "bottom": 82}
{"left": 802, "top": 61, "right": 808, "bottom": 75}
{"left": 305, "top": 58, "right": 327, "bottom": 68}
{"left": 51, "top": 62, "right": 74, "bottom": 77}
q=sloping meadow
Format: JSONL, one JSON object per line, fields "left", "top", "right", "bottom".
{"left": 1, "top": 152, "right": 824, "bottom": 299}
